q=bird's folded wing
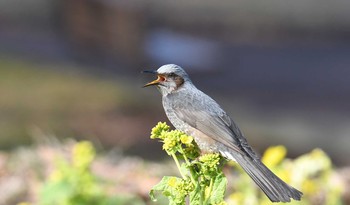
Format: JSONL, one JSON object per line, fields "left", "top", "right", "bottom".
{"left": 173, "top": 105, "right": 259, "bottom": 159}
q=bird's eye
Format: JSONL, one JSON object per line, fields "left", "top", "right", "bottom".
{"left": 168, "top": 73, "right": 177, "bottom": 78}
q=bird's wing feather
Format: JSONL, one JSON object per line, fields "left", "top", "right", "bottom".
{"left": 170, "top": 92, "right": 259, "bottom": 159}
{"left": 175, "top": 107, "right": 241, "bottom": 153}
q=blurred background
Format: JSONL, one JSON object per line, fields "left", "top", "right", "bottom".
{"left": 0, "top": 0, "right": 350, "bottom": 204}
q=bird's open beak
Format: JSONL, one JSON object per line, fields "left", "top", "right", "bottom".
{"left": 142, "top": 70, "right": 165, "bottom": 87}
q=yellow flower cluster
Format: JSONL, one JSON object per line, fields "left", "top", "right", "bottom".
{"left": 262, "top": 145, "right": 286, "bottom": 168}
{"left": 150, "top": 122, "right": 170, "bottom": 139}
{"left": 150, "top": 122, "right": 227, "bottom": 204}
{"left": 199, "top": 153, "right": 222, "bottom": 176}
{"left": 150, "top": 122, "right": 199, "bottom": 156}
{"left": 72, "top": 141, "right": 95, "bottom": 170}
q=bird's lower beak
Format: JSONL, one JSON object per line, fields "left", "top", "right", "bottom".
{"left": 143, "top": 78, "right": 159, "bottom": 87}
{"left": 142, "top": 70, "right": 165, "bottom": 87}
{"left": 143, "top": 75, "right": 165, "bottom": 87}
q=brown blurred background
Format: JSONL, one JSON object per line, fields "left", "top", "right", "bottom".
{"left": 0, "top": 0, "right": 349, "bottom": 165}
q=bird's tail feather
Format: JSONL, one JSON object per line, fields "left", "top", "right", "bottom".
{"left": 222, "top": 151, "right": 303, "bottom": 202}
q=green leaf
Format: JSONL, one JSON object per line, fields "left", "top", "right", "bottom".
{"left": 180, "top": 163, "right": 190, "bottom": 177}
{"left": 40, "top": 181, "right": 73, "bottom": 204}
{"left": 150, "top": 176, "right": 183, "bottom": 203}
{"left": 189, "top": 186, "right": 202, "bottom": 205}
{"left": 208, "top": 173, "right": 227, "bottom": 204}
{"left": 150, "top": 177, "right": 168, "bottom": 201}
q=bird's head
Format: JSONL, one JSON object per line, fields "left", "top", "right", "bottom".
{"left": 143, "top": 64, "right": 191, "bottom": 95}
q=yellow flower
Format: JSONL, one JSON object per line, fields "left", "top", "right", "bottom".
{"left": 228, "top": 193, "right": 244, "bottom": 205}
{"left": 309, "top": 148, "right": 331, "bottom": 170}
{"left": 151, "top": 122, "right": 170, "bottom": 139}
{"left": 262, "top": 145, "right": 287, "bottom": 168}
{"left": 168, "top": 177, "right": 177, "bottom": 187}
{"left": 180, "top": 134, "right": 193, "bottom": 145}
{"left": 277, "top": 169, "right": 290, "bottom": 183}
{"left": 72, "top": 141, "right": 95, "bottom": 169}
{"left": 199, "top": 153, "right": 221, "bottom": 167}
{"left": 162, "top": 136, "right": 178, "bottom": 153}
{"left": 199, "top": 153, "right": 222, "bottom": 176}
{"left": 302, "top": 179, "right": 317, "bottom": 195}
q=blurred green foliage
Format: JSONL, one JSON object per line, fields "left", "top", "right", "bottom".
{"left": 37, "top": 141, "right": 144, "bottom": 205}
{"left": 15, "top": 137, "right": 344, "bottom": 205}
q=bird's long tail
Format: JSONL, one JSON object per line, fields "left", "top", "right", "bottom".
{"left": 221, "top": 151, "right": 303, "bottom": 202}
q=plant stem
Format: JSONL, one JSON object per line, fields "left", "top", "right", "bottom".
{"left": 204, "top": 178, "right": 214, "bottom": 205}
{"left": 200, "top": 183, "right": 205, "bottom": 205}
{"left": 171, "top": 153, "right": 186, "bottom": 179}
{"left": 187, "top": 166, "right": 198, "bottom": 185}
{"left": 179, "top": 147, "right": 197, "bottom": 184}
{"left": 181, "top": 148, "right": 191, "bottom": 165}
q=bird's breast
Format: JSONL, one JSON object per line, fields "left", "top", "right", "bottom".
{"left": 162, "top": 97, "right": 186, "bottom": 130}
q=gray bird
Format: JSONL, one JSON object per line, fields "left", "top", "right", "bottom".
{"left": 143, "top": 64, "right": 302, "bottom": 202}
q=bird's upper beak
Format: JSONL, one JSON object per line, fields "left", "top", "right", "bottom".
{"left": 142, "top": 70, "right": 165, "bottom": 87}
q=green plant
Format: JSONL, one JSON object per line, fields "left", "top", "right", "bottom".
{"left": 149, "top": 122, "right": 228, "bottom": 205}
{"left": 38, "top": 141, "right": 144, "bottom": 205}
{"left": 149, "top": 122, "right": 345, "bottom": 205}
